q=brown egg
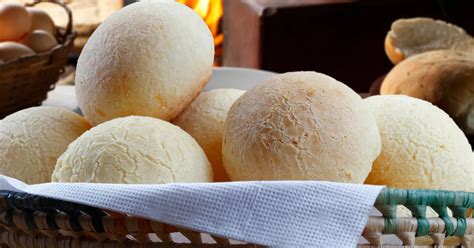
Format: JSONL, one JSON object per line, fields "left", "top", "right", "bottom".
{"left": 26, "top": 7, "right": 56, "bottom": 35}
{"left": 20, "top": 30, "right": 57, "bottom": 53}
{"left": 0, "top": 42, "right": 35, "bottom": 62}
{"left": 0, "top": 3, "right": 31, "bottom": 41}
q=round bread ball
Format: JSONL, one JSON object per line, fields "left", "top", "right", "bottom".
{"left": 75, "top": 1, "right": 214, "bottom": 125}
{"left": 26, "top": 7, "right": 56, "bottom": 35}
{"left": 364, "top": 95, "right": 473, "bottom": 191}
{"left": 0, "top": 3, "right": 31, "bottom": 41}
{"left": 52, "top": 116, "right": 213, "bottom": 183}
{"left": 381, "top": 50, "right": 474, "bottom": 135}
{"left": 20, "top": 30, "right": 57, "bottom": 53}
{"left": 174, "top": 89, "right": 245, "bottom": 182}
{"left": 0, "top": 42, "right": 35, "bottom": 62}
{"left": 222, "top": 71, "right": 381, "bottom": 182}
{"left": 0, "top": 106, "right": 91, "bottom": 184}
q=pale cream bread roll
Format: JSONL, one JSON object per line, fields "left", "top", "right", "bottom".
{"left": 0, "top": 106, "right": 91, "bottom": 184}
{"left": 174, "top": 89, "right": 245, "bottom": 182}
{"left": 53, "top": 116, "right": 213, "bottom": 184}
{"left": 364, "top": 95, "right": 473, "bottom": 192}
{"left": 75, "top": 1, "right": 214, "bottom": 125}
{"left": 222, "top": 71, "right": 381, "bottom": 183}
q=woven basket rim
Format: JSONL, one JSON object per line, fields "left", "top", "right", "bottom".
{"left": 0, "top": 188, "right": 472, "bottom": 247}
{"left": 0, "top": 187, "right": 472, "bottom": 214}
{"left": 0, "top": 0, "right": 75, "bottom": 70}
{"left": 0, "top": 31, "right": 76, "bottom": 71}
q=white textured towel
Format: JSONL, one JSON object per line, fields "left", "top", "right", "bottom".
{"left": 0, "top": 175, "right": 382, "bottom": 247}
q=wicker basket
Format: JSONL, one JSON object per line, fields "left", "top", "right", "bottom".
{"left": 0, "top": 0, "right": 75, "bottom": 119}
{"left": 0, "top": 188, "right": 472, "bottom": 247}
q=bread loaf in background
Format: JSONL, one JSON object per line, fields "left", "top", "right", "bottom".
{"left": 380, "top": 50, "right": 474, "bottom": 134}
{"left": 385, "top": 17, "right": 473, "bottom": 64}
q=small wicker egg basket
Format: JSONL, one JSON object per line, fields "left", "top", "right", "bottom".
{"left": 0, "top": 0, "right": 75, "bottom": 119}
{"left": 0, "top": 188, "right": 472, "bottom": 247}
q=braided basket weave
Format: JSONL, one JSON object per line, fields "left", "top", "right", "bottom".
{"left": 0, "top": 0, "right": 75, "bottom": 119}
{"left": 0, "top": 188, "right": 472, "bottom": 247}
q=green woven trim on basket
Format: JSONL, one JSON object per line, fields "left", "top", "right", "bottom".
{"left": 453, "top": 215, "right": 467, "bottom": 237}
{"left": 375, "top": 188, "right": 474, "bottom": 237}
{"left": 405, "top": 205, "right": 429, "bottom": 236}
{"left": 376, "top": 205, "right": 397, "bottom": 218}
{"left": 384, "top": 218, "right": 397, "bottom": 234}
{"left": 431, "top": 206, "right": 454, "bottom": 236}
{"left": 375, "top": 189, "right": 408, "bottom": 206}
{"left": 374, "top": 205, "right": 398, "bottom": 233}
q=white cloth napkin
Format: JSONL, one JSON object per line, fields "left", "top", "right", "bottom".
{"left": 0, "top": 175, "right": 382, "bottom": 247}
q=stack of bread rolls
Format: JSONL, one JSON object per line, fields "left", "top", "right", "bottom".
{"left": 384, "top": 18, "right": 473, "bottom": 64}
{"left": 381, "top": 18, "right": 474, "bottom": 135}
{"left": 1, "top": 1, "right": 216, "bottom": 184}
{"left": 0, "top": 0, "right": 471, "bottom": 216}
{"left": 0, "top": 3, "right": 57, "bottom": 64}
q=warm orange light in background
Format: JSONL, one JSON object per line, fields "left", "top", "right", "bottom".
{"left": 177, "top": 0, "right": 223, "bottom": 47}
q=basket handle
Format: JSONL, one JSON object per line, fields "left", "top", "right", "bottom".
{"left": 26, "top": 0, "right": 73, "bottom": 43}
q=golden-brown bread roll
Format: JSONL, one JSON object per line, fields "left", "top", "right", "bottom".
{"left": 453, "top": 39, "right": 474, "bottom": 54}
{"left": 174, "top": 89, "right": 245, "bottom": 182}
{"left": 380, "top": 50, "right": 474, "bottom": 134}
{"left": 385, "top": 17, "right": 472, "bottom": 64}
{"left": 222, "top": 71, "right": 381, "bottom": 182}
{"left": 75, "top": 1, "right": 214, "bottom": 125}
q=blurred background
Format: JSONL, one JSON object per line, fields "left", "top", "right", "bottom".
{"left": 1, "top": 0, "right": 473, "bottom": 92}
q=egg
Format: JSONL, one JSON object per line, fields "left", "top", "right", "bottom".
{"left": 20, "top": 30, "right": 58, "bottom": 53}
{"left": 26, "top": 7, "right": 56, "bottom": 35}
{"left": 0, "top": 42, "right": 35, "bottom": 62}
{"left": 0, "top": 3, "right": 31, "bottom": 41}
